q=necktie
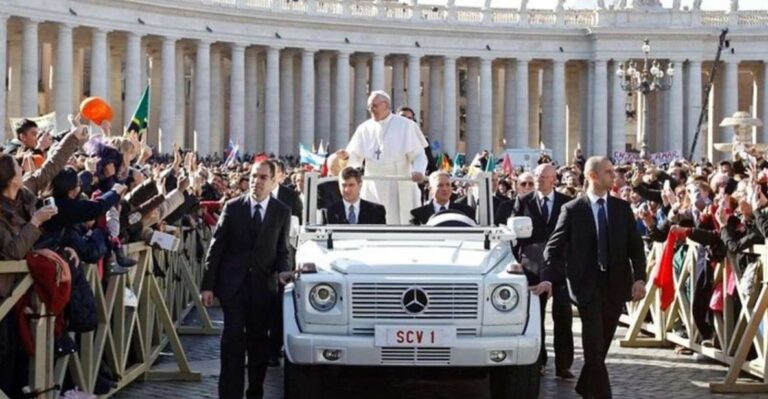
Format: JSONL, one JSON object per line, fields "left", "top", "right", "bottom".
{"left": 439, "top": 205, "right": 447, "bottom": 212}
{"left": 348, "top": 205, "right": 357, "bottom": 224}
{"left": 541, "top": 196, "right": 550, "bottom": 223}
{"left": 597, "top": 198, "right": 609, "bottom": 272}
{"left": 252, "top": 203, "right": 263, "bottom": 226}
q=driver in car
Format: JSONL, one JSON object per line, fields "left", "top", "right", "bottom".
{"left": 409, "top": 171, "right": 475, "bottom": 225}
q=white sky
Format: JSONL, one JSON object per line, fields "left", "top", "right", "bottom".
{"left": 413, "top": 1, "right": 768, "bottom": 11}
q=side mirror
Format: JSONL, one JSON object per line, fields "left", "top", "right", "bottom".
{"left": 507, "top": 216, "right": 533, "bottom": 239}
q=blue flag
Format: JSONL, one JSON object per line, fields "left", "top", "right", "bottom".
{"left": 300, "top": 143, "right": 325, "bottom": 169}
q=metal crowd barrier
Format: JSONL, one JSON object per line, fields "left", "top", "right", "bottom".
{"left": 0, "top": 226, "right": 218, "bottom": 399}
{"left": 620, "top": 240, "right": 768, "bottom": 393}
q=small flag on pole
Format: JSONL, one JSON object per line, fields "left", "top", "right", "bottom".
{"left": 501, "top": 153, "right": 514, "bottom": 176}
{"left": 127, "top": 85, "right": 150, "bottom": 137}
{"left": 300, "top": 143, "right": 325, "bottom": 169}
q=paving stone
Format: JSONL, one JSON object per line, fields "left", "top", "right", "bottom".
{"left": 114, "top": 305, "right": 767, "bottom": 399}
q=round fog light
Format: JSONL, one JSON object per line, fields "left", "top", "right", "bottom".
{"left": 322, "top": 349, "right": 342, "bottom": 361}
{"left": 489, "top": 350, "right": 507, "bottom": 363}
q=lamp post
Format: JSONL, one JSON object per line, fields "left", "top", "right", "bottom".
{"left": 616, "top": 39, "right": 675, "bottom": 158}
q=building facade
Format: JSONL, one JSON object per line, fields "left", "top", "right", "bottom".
{"left": 2, "top": 0, "right": 768, "bottom": 163}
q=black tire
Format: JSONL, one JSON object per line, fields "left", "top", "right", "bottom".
{"left": 489, "top": 362, "right": 541, "bottom": 399}
{"left": 284, "top": 358, "right": 323, "bottom": 399}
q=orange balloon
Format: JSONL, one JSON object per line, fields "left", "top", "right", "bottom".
{"left": 80, "top": 97, "right": 113, "bottom": 125}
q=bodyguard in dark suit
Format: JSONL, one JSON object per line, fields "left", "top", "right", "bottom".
{"left": 201, "top": 160, "right": 294, "bottom": 399}
{"left": 324, "top": 167, "right": 386, "bottom": 225}
{"left": 272, "top": 160, "right": 303, "bottom": 221}
{"left": 410, "top": 171, "right": 475, "bottom": 225}
{"left": 500, "top": 164, "right": 574, "bottom": 378}
{"left": 533, "top": 156, "right": 646, "bottom": 399}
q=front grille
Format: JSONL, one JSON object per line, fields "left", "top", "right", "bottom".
{"left": 351, "top": 283, "right": 480, "bottom": 320}
{"left": 380, "top": 347, "right": 451, "bottom": 365}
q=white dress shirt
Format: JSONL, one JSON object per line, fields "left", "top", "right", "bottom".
{"left": 342, "top": 199, "right": 361, "bottom": 224}
{"left": 249, "top": 195, "right": 270, "bottom": 220}
{"left": 537, "top": 190, "right": 555, "bottom": 222}
{"left": 433, "top": 200, "right": 450, "bottom": 214}
{"left": 586, "top": 191, "right": 609, "bottom": 234}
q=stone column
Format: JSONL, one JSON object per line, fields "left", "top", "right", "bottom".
{"left": 54, "top": 23, "right": 74, "bottom": 131}
{"left": 479, "top": 56, "right": 493, "bottom": 153}
{"left": 334, "top": 50, "right": 351, "bottom": 148}
{"left": 194, "top": 40, "right": 211, "bottom": 154}
{"left": 610, "top": 60, "right": 626, "bottom": 155}
{"left": 159, "top": 37, "right": 177, "bottom": 153}
{"left": 466, "top": 59, "right": 480, "bottom": 156}
{"left": 407, "top": 53, "right": 421, "bottom": 121}
{"left": 317, "top": 52, "right": 332, "bottom": 145}
{"left": 503, "top": 60, "right": 515, "bottom": 148}
{"left": 0, "top": 15, "right": 7, "bottom": 136}
{"left": 279, "top": 51, "right": 295, "bottom": 153}
{"left": 515, "top": 57, "right": 530, "bottom": 148}
{"left": 124, "top": 32, "right": 142, "bottom": 128}
{"left": 371, "top": 52, "right": 386, "bottom": 92}
{"left": 428, "top": 57, "right": 443, "bottom": 143}
{"left": 210, "top": 48, "right": 224, "bottom": 152}
{"left": 762, "top": 62, "right": 768, "bottom": 144}
{"left": 593, "top": 59, "right": 609, "bottom": 156}
{"left": 175, "top": 46, "right": 186, "bottom": 146}
{"left": 353, "top": 54, "right": 368, "bottom": 126}
{"left": 264, "top": 46, "right": 281, "bottom": 154}
{"left": 667, "top": 59, "right": 684, "bottom": 153}
{"left": 541, "top": 63, "right": 554, "bottom": 150}
{"left": 21, "top": 18, "right": 39, "bottom": 117}
{"left": 443, "top": 55, "right": 457, "bottom": 155}
{"left": 685, "top": 60, "right": 703, "bottom": 157}
{"left": 90, "top": 28, "right": 109, "bottom": 100}
{"left": 552, "top": 58, "right": 567, "bottom": 163}
{"left": 245, "top": 48, "right": 259, "bottom": 152}
{"left": 722, "top": 59, "right": 739, "bottom": 147}
{"left": 392, "top": 56, "right": 406, "bottom": 108}
{"left": 300, "top": 48, "right": 316, "bottom": 149}
{"left": 230, "top": 43, "right": 246, "bottom": 147}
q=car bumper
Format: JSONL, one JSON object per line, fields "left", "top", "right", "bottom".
{"left": 283, "top": 288, "right": 541, "bottom": 367}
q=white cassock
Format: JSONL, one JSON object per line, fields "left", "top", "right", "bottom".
{"left": 346, "top": 113, "right": 428, "bottom": 224}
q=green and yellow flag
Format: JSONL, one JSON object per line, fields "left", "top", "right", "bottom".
{"left": 127, "top": 85, "right": 149, "bottom": 136}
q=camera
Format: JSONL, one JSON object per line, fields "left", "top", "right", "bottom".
{"left": 43, "top": 197, "right": 56, "bottom": 208}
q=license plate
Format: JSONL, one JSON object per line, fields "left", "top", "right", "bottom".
{"left": 374, "top": 326, "right": 456, "bottom": 347}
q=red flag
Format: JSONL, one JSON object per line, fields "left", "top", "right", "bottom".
{"left": 655, "top": 228, "right": 689, "bottom": 311}
{"left": 501, "top": 153, "right": 514, "bottom": 176}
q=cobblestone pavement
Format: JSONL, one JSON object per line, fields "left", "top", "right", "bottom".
{"left": 115, "top": 307, "right": 766, "bottom": 399}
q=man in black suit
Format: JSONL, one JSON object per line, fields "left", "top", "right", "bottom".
{"left": 317, "top": 153, "right": 343, "bottom": 210}
{"left": 532, "top": 156, "right": 646, "bottom": 399}
{"left": 410, "top": 171, "right": 474, "bottom": 225}
{"left": 272, "top": 159, "right": 303, "bottom": 221}
{"left": 201, "top": 160, "right": 294, "bottom": 399}
{"left": 267, "top": 160, "right": 303, "bottom": 366}
{"left": 499, "top": 164, "right": 574, "bottom": 378}
{"left": 324, "top": 167, "right": 386, "bottom": 224}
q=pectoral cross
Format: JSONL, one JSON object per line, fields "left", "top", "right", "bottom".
{"left": 375, "top": 147, "right": 382, "bottom": 160}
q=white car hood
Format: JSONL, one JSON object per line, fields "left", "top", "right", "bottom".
{"left": 299, "top": 240, "right": 510, "bottom": 275}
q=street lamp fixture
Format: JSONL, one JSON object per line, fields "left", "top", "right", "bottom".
{"left": 616, "top": 39, "right": 675, "bottom": 157}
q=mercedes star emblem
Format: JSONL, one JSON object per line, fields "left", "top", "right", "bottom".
{"left": 402, "top": 287, "right": 429, "bottom": 314}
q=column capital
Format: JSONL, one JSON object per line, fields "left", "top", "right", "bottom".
{"left": 336, "top": 49, "right": 352, "bottom": 58}
{"left": 231, "top": 42, "right": 247, "bottom": 51}
{"left": 301, "top": 47, "right": 318, "bottom": 54}
{"left": 266, "top": 45, "right": 284, "bottom": 53}
{"left": 57, "top": 22, "right": 76, "bottom": 31}
{"left": 24, "top": 17, "right": 42, "bottom": 25}
{"left": 515, "top": 56, "right": 533, "bottom": 63}
{"left": 91, "top": 26, "right": 112, "bottom": 35}
{"left": 197, "top": 38, "right": 213, "bottom": 46}
{"left": 163, "top": 35, "right": 181, "bottom": 43}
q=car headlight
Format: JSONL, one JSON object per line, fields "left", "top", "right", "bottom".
{"left": 309, "top": 283, "right": 337, "bottom": 312}
{"left": 491, "top": 284, "right": 519, "bottom": 312}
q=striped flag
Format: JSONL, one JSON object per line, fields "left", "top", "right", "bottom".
{"left": 300, "top": 143, "right": 325, "bottom": 169}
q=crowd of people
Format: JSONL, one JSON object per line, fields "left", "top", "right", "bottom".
{"left": 1, "top": 95, "right": 767, "bottom": 399}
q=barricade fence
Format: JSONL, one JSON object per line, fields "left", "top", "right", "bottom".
{"left": 620, "top": 240, "right": 768, "bottom": 393}
{"left": 0, "top": 226, "right": 217, "bottom": 399}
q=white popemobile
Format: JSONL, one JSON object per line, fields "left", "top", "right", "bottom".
{"left": 283, "top": 173, "right": 540, "bottom": 399}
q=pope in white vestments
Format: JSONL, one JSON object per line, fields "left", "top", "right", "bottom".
{"left": 339, "top": 91, "right": 428, "bottom": 224}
